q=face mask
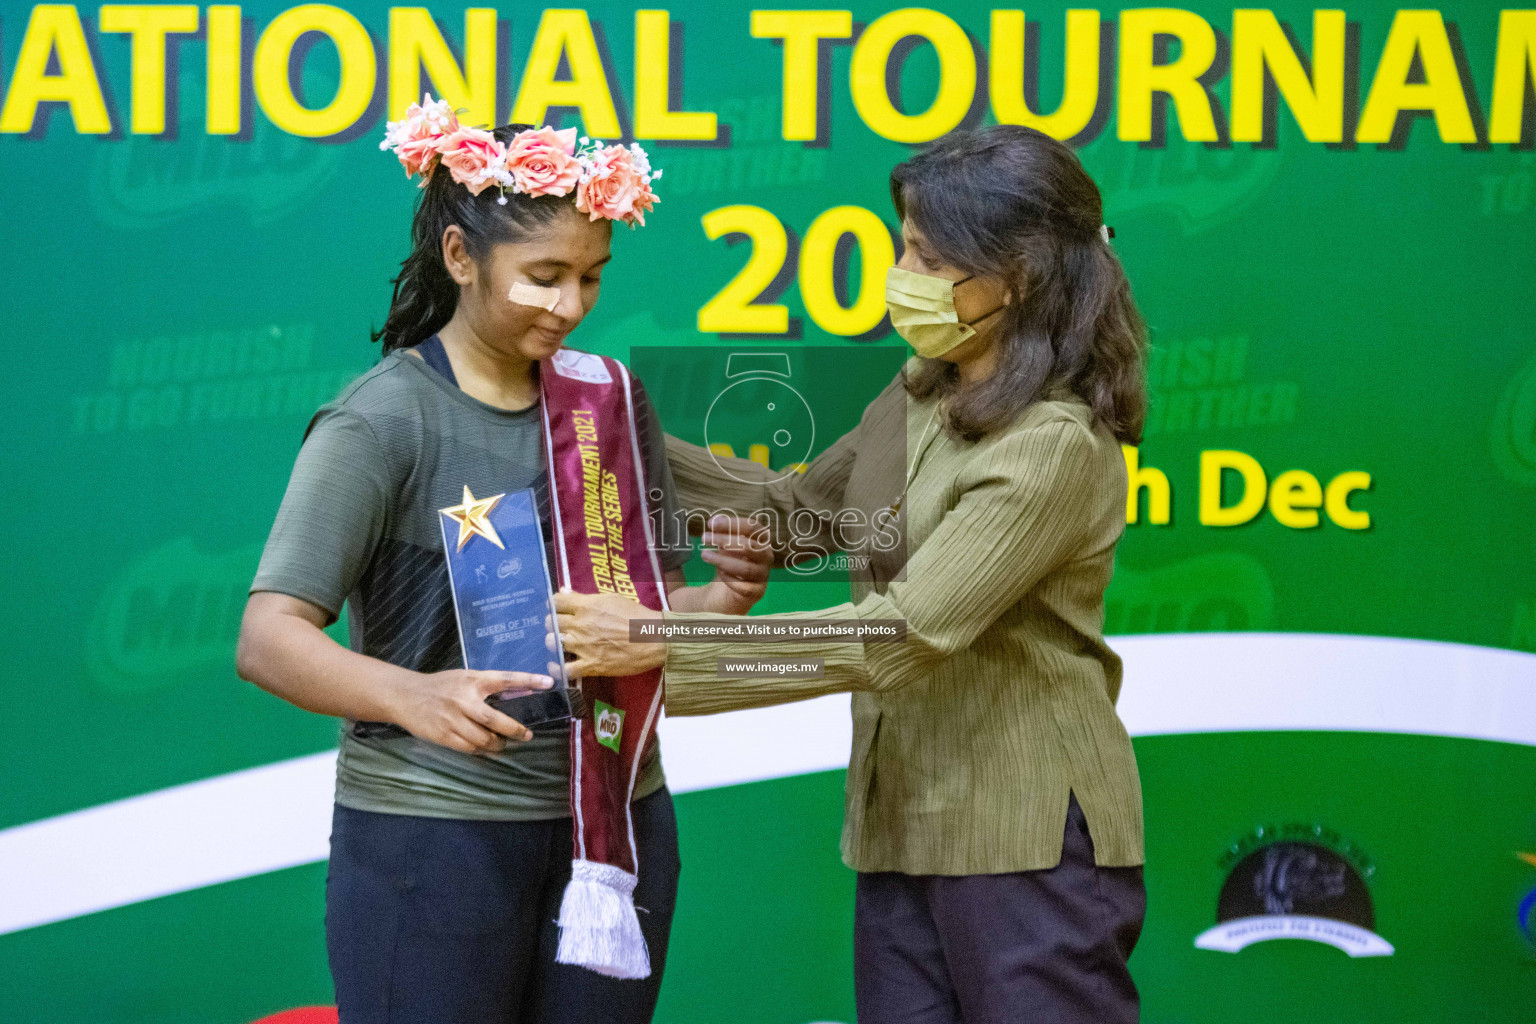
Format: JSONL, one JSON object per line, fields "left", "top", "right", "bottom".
{"left": 885, "top": 266, "right": 1005, "bottom": 359}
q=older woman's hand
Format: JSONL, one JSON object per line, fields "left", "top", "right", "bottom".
{"left": 667, "top": 514, "right": 775, "bottom": 615}
{"left": 699, "top": 515, "right": 773, "bottom": 613}
{"left": 553, "top": 590, "right": 666, "bottom": 679}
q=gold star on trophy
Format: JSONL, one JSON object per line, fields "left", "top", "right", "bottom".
{"left": 440, "top": 485, "right": 506, "bottom": 551}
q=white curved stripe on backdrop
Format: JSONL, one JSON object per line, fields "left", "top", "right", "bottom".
{"left": 1, "top": 632, "right": 1532, "bottom": 937}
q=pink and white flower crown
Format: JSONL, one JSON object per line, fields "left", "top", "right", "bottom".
{"left": 380, "top": 93, "right": 661, "bottom": 227}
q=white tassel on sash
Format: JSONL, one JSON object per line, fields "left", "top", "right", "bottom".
{"left": 555, "top": 859, "right": 650, "bottom": 979}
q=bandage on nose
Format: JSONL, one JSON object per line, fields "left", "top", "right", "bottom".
{"left": 508, "top": 282, "right": 561, "bottom": 312}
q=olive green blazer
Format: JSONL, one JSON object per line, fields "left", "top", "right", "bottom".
{"left": 661, "top": 370, "right": 1144, "bottom": 875}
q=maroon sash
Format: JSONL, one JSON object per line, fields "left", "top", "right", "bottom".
{"left": 539, "top": 348, "right": 668, "bottom": 979}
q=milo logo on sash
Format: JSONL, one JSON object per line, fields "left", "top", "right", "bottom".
{"left": 594, "top": 700, "right": 625, "bottom": 752}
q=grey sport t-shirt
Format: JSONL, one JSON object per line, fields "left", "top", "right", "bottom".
{"left": 251, "top": 349, "right": 689, "bottom": 820}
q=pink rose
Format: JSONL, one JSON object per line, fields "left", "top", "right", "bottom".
{"left": 435, "top": 127, "right": 504, "bottom": 196}
{"left": 505, "top": 126, "right": 582, "bottom": 197}
{"left": 383, "top": 95, "right": 460, "bottom": 181}
{"left": 575, "top": 145, "right": 659, "bottom": 226}
{"left": 396, "top": 133, "right": 444, "bottom": 181}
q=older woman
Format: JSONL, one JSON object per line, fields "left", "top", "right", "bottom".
{"left": 556, "top": 125, "right": 1149, "bottom": 1024}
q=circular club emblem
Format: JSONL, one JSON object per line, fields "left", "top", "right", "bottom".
{"left": 1196, "top": 831, "right": 1393, "bottom": 958}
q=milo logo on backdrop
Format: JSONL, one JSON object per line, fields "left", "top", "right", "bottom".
{"left": 87, "top": 538, "right": 264, "bottom": 693}
{"left": 1083, "top": 137, "right": 1282, "bottom": 235}
{"left": 1196, "top": 823, "right": 1393, "bottom": 958}
{"left": 92, "top": 121, "right": 340, "bottom": 229}
{"left": 1491, "top": 351, "right": 1536, "bottom": 487}
{"left": 1104, "top": 552, "right": 1274, "bottom": 634}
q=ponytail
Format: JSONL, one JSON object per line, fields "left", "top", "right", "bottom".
{"left": 892, "top": 125, "right": 1150, "bottom": 445}
{"left": 1079, "top": 243, "right": 1149, "bottom": 445}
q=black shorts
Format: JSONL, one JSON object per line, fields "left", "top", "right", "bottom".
{"left": 324, "top": 788, "right": 681, "bottom": 1024}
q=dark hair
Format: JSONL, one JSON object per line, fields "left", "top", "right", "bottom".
{"left": 890, "top": 125, "right": 1148, "bottom": 444}
{"left": 373, "top": 123, "right": 573, "bottom": 353}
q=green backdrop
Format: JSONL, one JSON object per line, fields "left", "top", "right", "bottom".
{"left": 2, "top": 2, "right": 1535, "bottom": 1021}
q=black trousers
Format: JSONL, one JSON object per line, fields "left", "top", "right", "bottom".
{"left": 854, "top": 795, "right": 1145, "bottom": 1024}
{"left": 324, "top": 788, "right": 680, "bottom": 1024}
